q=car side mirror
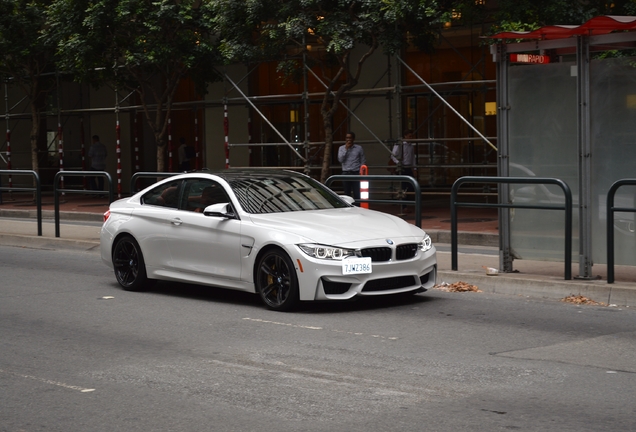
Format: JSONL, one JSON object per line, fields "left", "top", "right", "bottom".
{"left": 339, "top": 195, "right": 356, "bottom": 205}
{"left": 203, "top": 203, "right": 235, "bottom": 219}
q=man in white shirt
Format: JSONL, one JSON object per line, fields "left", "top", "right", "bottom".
{"left": 390, "top": 129, "right": 417, "bottom": 191}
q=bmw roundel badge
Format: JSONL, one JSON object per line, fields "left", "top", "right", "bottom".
{"left": 386, "top": 239, "right": 394, "bottom": 245}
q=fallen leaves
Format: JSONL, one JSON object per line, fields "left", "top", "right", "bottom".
{"left": 434, "top": 281, "right": 482, "bottom": 293}
{"left": 434, "top": 283, "right": 614, "bottom": 306}
{"left": 561, "top": 294, "right": 607, "bottom": 306}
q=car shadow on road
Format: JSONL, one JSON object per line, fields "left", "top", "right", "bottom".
{"left": 300, "top": 292, "right": 436, "bottom": 314}
{"left": 145, "top": 281, "right": 263, "bottom": 307}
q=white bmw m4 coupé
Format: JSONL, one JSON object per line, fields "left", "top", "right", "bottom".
{"left": 100, "top": 170, "right": 436, "bottom": 311}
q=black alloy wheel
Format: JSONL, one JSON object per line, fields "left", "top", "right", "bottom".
{"left": 112, "top": 235, "right": 149, "bottom": 291}
{"left": 256, "top": 249, "right": 299, "bottom": 311}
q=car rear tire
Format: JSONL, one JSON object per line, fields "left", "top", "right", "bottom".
{"left": 256, "top": 249, "right": 299, "bottom": 311}
{"left": 112, "top": 235, "right": 149, "bottom": 292}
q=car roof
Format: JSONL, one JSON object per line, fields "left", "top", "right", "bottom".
{"left": 189, "top": 169, "right": 310, "bottom": 182}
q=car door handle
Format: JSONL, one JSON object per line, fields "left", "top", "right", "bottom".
{"left": 170, "top": 218, "right": 183, "bottom": 226}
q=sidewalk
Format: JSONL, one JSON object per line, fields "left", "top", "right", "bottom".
{"left": 1, "top": 193, "right": 636, "bottom": 307}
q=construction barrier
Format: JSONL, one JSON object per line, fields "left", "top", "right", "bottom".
{"left": 359, "top": 165, "right": 369, "bottom": 208}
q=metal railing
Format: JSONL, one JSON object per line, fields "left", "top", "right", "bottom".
{"left": 53, "top": 171, "right": 113, "bottom": 238}
{"left": 325, "top": 174, "right": 422, "bottom": 227}
{"left": 0, "top": 170, "right": 42, "bottom": 236}
{"left": 606, "top": 179, "right": 636, "bottom": 284}
{"left": 451, "top": 176, "right": 573, "bottom": 280}
{"left": 130, "top": 172, "right": 179, "bottom": 193}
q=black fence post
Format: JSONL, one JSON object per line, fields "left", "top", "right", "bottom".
{"left": 0, "top": 170, "right": 42, "bottom": 236}
{"left": 451, "top": 176, "right": 572, "bottom": 280}
{"left": 53, "top": 171, "right": 113, "bottom": 238}
{"left": 606, "top": 179, "right": 636, "bottom": 284}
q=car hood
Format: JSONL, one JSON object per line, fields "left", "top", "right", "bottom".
{"left": 247, "top": 207, "right": 423, "bottom": 245}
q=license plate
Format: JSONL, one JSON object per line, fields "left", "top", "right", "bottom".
{"left": 342, "top": 257, "right": 372, "bottom": 275}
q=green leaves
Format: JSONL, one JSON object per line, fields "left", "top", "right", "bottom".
{"left": 212, "top": 0, "right": 444, "bottom": 65}
{"left": 47, "top": 0, "right": 220, "bottom": 89}
{"left": 0, "top": 0, "right": 55, "bottom": 79}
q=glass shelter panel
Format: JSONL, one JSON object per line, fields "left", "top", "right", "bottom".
{"left": 591, "top": 57, "right": 636, "bottom": 266}
{"left": 508, "top": 62, "right": 579, "bottom": 261}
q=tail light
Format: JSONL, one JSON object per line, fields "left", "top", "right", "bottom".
{"left": 103, "top": 210, "right": 111, "bottom": 223}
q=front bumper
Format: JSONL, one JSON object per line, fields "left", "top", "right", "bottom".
{"left": 294, "top": 247, "right": 437, "bottom": 301}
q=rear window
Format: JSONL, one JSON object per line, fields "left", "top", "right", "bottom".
{"left": 229, "top": 175, "right": 348, "bottom": 214}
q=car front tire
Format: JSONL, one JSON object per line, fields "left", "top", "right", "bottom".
{"left": 112, "top": 235, "right": 149, "bottom": 292}
{"left": 256, "top": 249, "right": 299, "bottom": 312}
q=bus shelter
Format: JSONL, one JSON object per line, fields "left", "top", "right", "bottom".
{"left": 490, "top": 16, "right": 636, "bottom": 278}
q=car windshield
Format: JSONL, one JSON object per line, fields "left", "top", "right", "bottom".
{"left": 229, "top": 175, "right": 348, "bottom": 214}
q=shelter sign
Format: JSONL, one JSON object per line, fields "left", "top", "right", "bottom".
{"left": 510, "top": 54, "right": 550, "bottom": 64}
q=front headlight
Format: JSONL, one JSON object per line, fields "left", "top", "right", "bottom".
{"left": 418, "top": 234, "right": 432, "bottom": 252}
{"left": 297, "top": 243, "right": 357, "bottom": 260}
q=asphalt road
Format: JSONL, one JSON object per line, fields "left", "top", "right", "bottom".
{"left": 1, "top": 244, "right": 636, "bottom": 431}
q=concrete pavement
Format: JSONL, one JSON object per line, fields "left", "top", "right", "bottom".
{"left": 1, "top": 201, "right": 636, "bottom": 308}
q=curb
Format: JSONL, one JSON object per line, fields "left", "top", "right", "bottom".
{"left": 0, "top": 208, "right": 104, "bottom": 223}
{"left": 437, "top": 270, "right": 636, "bottom": 308}
{"left": 0, "top": 233, "right": 101, "bottom": 252}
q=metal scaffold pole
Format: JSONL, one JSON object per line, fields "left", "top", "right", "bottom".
{"left": 80, "top": 118, "right": 87, "bottom": 189}
{"left": 224, "top": 98, "right": 229, "bottom": 169}
{"left": 221, "top": 72, "right": 306, "bottom": 163}
{"left": 115, "top": 88, "right": 122, "bottom": 198}
{"left": 3, "top": 80, "right": 12, "bottom": 198}
{"left": 302, "top": 34, "right": 311, "bottom": 175}
{"left": 397, "top": 56, "right": 497, "bottom": 152}
{"left": 133, "top": 114, "right": 140, "bottom": 172}
{"left": 168, "top": 117, "right": 173, "bottom": 172}
{"left": 304, "top": 66, "right": 388, "bottom": 152}
{"left": 194, "top": 110, "right": 200, "bottom": 170}
{"left": 56, "top": 72, "right": 65, "bottom": 194}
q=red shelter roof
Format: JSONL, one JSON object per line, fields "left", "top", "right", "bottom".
{"left": 489, "top": 15, "right": 636, "bottom": 40}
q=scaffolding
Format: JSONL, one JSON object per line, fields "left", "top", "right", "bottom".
{"left": 1, "top": 26, "right": 498, "bottom": 198}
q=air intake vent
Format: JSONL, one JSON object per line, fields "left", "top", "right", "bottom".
{"left": 396, "top": 244, "right": 418, "bottom": 260}
{"left": 322, "top": 279, "right": 351, "bottom": 295}
{"left": 360, "top": 247, "right": 392, "bottom": 262}
{"left": 362, "top": 276, "right": 417, "bottom": 292}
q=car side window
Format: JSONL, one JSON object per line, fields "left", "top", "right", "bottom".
{"left": 182, "top": 179, "right": 230, "bottom": 213}
{"left": 141, "top": 179, "right": 183, "bottom": 209}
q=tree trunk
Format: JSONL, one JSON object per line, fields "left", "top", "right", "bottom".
{"left": 139, "top": 107, "right": 166, "bottom": 172}
{"left": 157, "top": 144, "right": 166, "bottom": 172}
{"left": 320, "top": 113, "right": 334, "bottom": 183}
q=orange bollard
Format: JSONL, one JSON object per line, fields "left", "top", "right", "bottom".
{"left": 359, "top": 165, "right": 369, "bottom": 208}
